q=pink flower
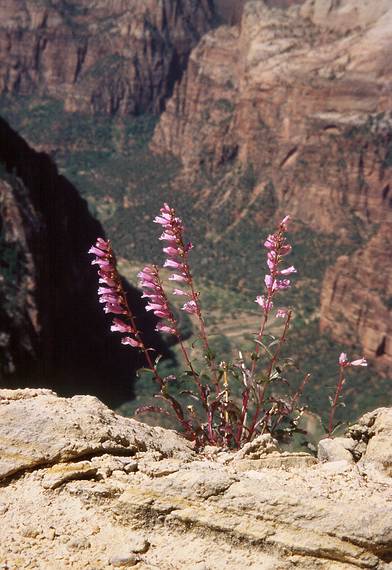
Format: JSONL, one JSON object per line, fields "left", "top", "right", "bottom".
{"left": 350, "top": 358, "right": 368, "bottom": 367}
{"left": 96, "top": 238, "right": 109, "bottom": 251}
{"left": 145, "top": 302, "right": 166, "bottom": 312}
{"left": 280, "top": 215, "right": 291, "bottom": 230}
{"left": 88, "top": 245, "right": 107, "bottom": 257}
{"left": 255, "top": 295, "right": 272, "bottom": 311}
{"left": 110, "top": 318, "right": 135, "bottom": 333}
{"left": 103, "top": 304, "right": 126, "bottom": 315}
{"left": 164, "top": 259, "right": 182, "bottom": 269}
{"left": 163, "top": 246, "right": 179, "bottom": 256}
{"left": 155, "top": 323, "right": 176, "bottom": 335}
{"left": 276, "top": 279, "right": 290, "bottom": 290}
{"left": 276, "top": 309, "right": 288, "bottom": 319}
{"left": 182, "top": 300, "right": 198, "bottom": 314}
{"left": 339, "top": 353, "right": 367, "bottom": 367}
{"left": 173, "top": 288, "right": 187, "bottom": 296}
{"left": 159, "top": 232, "right": 177, "bottom": 242}
{"left": 264, "top": 235, "right": 276, "bottom": 250}
{"left": 153, "top": 215, "right": 171, "bottom": 225}
{"left": 168, "top": 274, "right": 187, "bottom": 282}
{"left": 121, "top": 337, "right": 142, "bottom": 348}
{"left": 339, "top": 352, "right": 348, "bottom": 366}
{"left": 279, "top": 265, "right": 296, "bottom": 275}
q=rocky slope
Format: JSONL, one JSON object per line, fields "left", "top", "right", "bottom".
{"left": 0, "top": 0, "right": 216, "bottom": 115}
{"left": 0, "top": 388, "right": 391, "bottom": 569}
{"left": 0, "top": 117, "right": 168, "bottom": 405}
{"left": 151, "top": 0, "right": 392, "bottom": 372}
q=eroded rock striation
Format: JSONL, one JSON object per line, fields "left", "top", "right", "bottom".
{"left": 0, "top": 388, "right": 391, "bottom": 569}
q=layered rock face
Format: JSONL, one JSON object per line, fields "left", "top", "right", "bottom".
{"left": 151, "top": 0, "right": 392, "bottom": 372}
{"left": 0, "top": 117, "right": 168, "bottom": 405}
{"left": 0, "top": 389, "right": 391, "bottom": 568}
{"left": 320, "top": 221, "right": 392, "bottom": 373}
{"left": 0, "top": 0, "right": 216, "bottom": 115}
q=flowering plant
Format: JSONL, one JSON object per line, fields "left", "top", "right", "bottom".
{"left": 89, "top": 204, "right": 366, "bottom": 449}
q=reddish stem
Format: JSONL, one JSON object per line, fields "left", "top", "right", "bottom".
{"left": 328, "top": 366, "right": 345, "bottom": 437}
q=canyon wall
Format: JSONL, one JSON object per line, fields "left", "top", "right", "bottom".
{"left": 0, "top": 0, "right": 216, "bottom": 115}
{"left": 151, "top": 0, "right": 392, "bottom": 373}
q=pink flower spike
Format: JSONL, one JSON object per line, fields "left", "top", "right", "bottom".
{"left": 350, "top": 358, "right": 368, "bottom": 367}
{"left": 276, "top": 309, "right": 288, "bottom": 319}
{"left": 280, "top": 265, "right": 297, "bottom": 275}
{"left": 164, "top": 259, "right": 182, "bottom": 269}
{"left": 339, "top": 352, "right": 349, "bottom": 366}
{"left": 181, "top": 300, "right": 198, "bottom": 314}
{"left": 168, "top": 274, "right": 187, "bottom": 282}
{"left": 121, "top": 337, "right": 141, "bottom": 348}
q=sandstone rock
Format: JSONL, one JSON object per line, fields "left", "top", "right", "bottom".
{"left": 0, "top": 390, "right": 391, "bottom": 569}
{"left": 359, "top": 407, "right": 392, "bottom": 476}
{"left": 0, "top": 388, "right": 194, "bottom": 481}
{"left": 317, "top": 437, "right": 355, "bottom": 464}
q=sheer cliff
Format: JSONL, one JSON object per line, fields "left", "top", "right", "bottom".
{"left": 0, "top": 0, "right": 216, "bottom": 115}
{"left": 0, "top": 117, "right": 169, "bottom": 405}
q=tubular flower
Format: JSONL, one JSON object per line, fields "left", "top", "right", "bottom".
{"left": 88, "top": 238, "right": 141, "bottom": 348}
{"left": 339, "top": 352, "right": 368, "bottom": 367}
{"left": 138, "top": 265, "right": 177, "bottom": 336}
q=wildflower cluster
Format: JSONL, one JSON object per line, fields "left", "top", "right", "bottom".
{"left": 89, "top": 206, "right": 368, "bottom": 449}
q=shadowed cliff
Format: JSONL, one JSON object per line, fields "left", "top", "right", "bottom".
{"left": 0, "top": 116, "right": 170, "bottom": 407}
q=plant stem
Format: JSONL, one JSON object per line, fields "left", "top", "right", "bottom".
{"left": 328, "top": 367, "right": 345, "bottom": 437}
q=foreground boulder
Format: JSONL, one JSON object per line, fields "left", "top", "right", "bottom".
{"left": 0, "top": 389, "right": 391, "bottom": 569}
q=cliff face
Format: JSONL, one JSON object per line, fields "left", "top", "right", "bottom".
{"left": 0, "top": 0, "right": 216, "bottom": 115}
{"left": 0, "top": 117, "right": 168, "bottom": 406}
{"left": 151, "top": 0, "right": 392, "bottom": 372}
{"left": 320, "top": 221, "right": 392, "bottom": 373}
